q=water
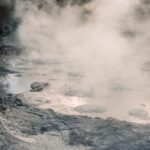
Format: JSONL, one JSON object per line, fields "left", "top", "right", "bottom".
{"left": 3, "top": 56, "right": 150, "bottom": 124}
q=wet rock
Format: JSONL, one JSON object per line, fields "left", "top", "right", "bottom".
{"left": 0, "top": 104, "right": 7, "bottom": 112}
{"left": 30, "top": 82, "right": 49, "bottom": 92}
{"left": 0, "top": 97, "right": 7, "bottom": 112}
{"left": 4, "top": 94, "right": 25, "bottom": 108}
{"left": 14, "top": 97, "right": 23, "bottom": 106}
{"left": 40, "top": 124, "right": 59, "bottom": 134}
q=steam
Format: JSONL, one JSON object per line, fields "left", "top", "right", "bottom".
{"left": 14, "top": 0, "right": 150, "bottom": 102}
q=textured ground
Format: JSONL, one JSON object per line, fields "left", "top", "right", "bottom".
{"left": 1, "top": 0, "right": 150, "bottom": 150}
{"left": 1, "top": 94, "right": 150, "bottom": 150}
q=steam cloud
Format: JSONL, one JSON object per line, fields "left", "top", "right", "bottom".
{"left": 14, "top": 0, "right": 150, "bottom": 106}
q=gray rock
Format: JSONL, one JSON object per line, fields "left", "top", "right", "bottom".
{"left": 2, "top": 95, "right": 150, "bottom": 150}
{"left": 14, "top": 97, "right": 23, "bottom": 106}
{"left": 0, "top": 97, "right": 7, "bottom": 112}
{"left": 30, "top": 82, "right": 49, "bottom": 92}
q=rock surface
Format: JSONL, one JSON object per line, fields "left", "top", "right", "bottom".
{"left": 1, "top": 94, "right": 150, "bottom": 150}
{"left": 30, "top": 82, "right": 49, "bottom": 92}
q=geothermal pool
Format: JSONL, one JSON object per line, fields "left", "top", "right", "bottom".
{"left": 4, "top": 57, "right": 150, "bottom": 124}
{"left": 3, "top": 0, "right": 150, "bottom": 124}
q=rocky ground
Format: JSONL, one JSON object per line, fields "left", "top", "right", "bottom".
{"left": 1, "top": 0, "right": 150, "bottom": 150}
{"left": 0, "top": 91, "right": 150, "bottom": 150}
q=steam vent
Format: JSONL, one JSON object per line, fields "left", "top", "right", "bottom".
{"left": 1, "top": 0, "right": 150, "bottom": 150}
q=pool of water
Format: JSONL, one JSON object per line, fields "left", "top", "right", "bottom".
{"left": 5, "top": 57, "right": 150, "bottom": 124}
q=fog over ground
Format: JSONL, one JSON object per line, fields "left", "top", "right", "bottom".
{"left": 6, "top": 0, "right": 150, "bottom": 122}
{"left": 2, "top": 1, "right": 150, "bottom": 150}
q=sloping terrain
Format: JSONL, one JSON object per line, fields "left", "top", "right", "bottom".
{"left": 1, "top": 94, "right": 150, "bottom": 150}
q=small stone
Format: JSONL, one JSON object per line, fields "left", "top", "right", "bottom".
{"left": 40, "top": 127, "right": 48, "bottom": 133}
{"left": 15, "top": 97, "right": 23, "bottom": 106}
{"left": 30, "top": 82, "right": 49, "bottom": 92}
